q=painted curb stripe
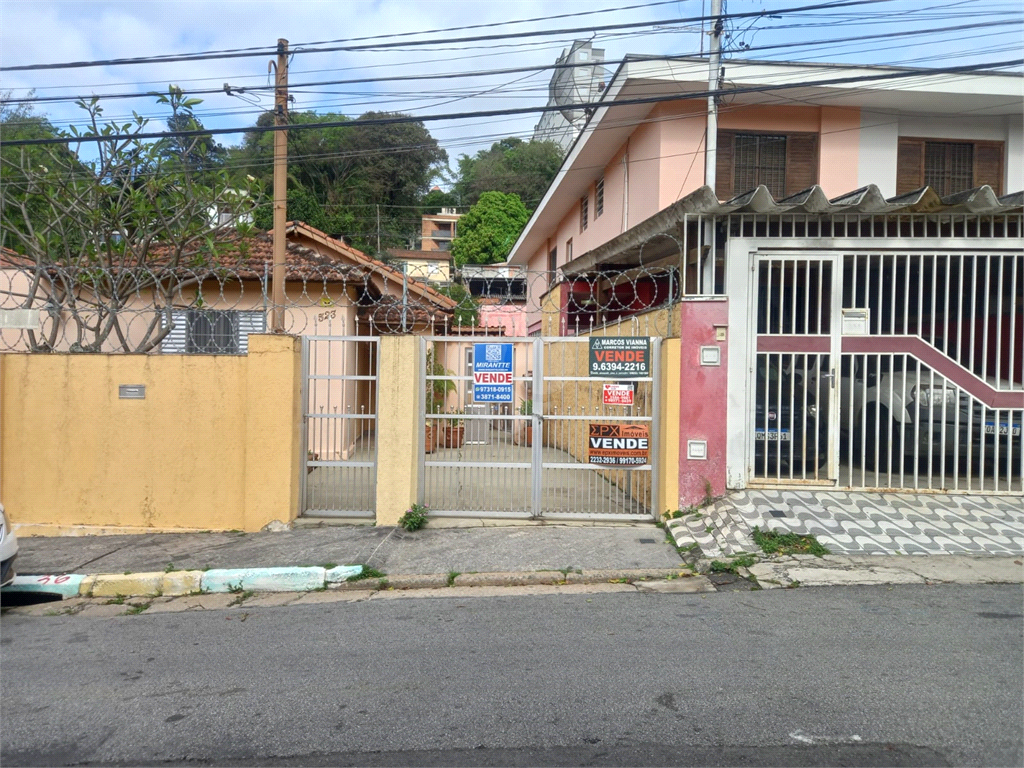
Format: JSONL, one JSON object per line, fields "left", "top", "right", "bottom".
{"left": 200, "top": 567, "right": 326, "bottom": 593}
{"left": 3, "top": 574, "right": 86, "bottom": 598}
{"left": 325, "top": 565, "right": 363, "bottom": 582}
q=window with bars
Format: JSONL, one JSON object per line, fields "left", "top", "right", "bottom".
{"left": 734, "top": 134, "right": 787, "bottom": 198}
{"left": 579, "top": 194, "right": 589, "bottom": 232}
{"left": 595, "top": 177, "right": 604, "bottom": 217}
{"left": 715, "top": 130, "right": 818, "bottom": 201}
{"left": 162, "top": 309, "right": 266, "bottom": 354}
{"left": 896, "top": 137, "right": 1004, "bottom": 196}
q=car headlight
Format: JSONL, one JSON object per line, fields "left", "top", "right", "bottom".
{"left": 911, "top": 384, "right": 957, "bottom": 407}
{"left": 807, "top": 404, "right": 818, "bottom": 419}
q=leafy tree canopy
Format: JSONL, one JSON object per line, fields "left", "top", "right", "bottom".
{"left": 454, "top": 137, "right": 562, "bottom": 207}
{"left": 233, "top": 110, "right": 447, "bottom": 253}
{"left": 450, "top": 191, "right": 529, "bottom": 267}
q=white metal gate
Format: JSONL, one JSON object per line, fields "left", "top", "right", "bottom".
{"left": 421, "top": 336, "right": 660, "bottom": 520}
{"left": 300, "top": 336, "right": 379, "bottom": 517}
{"left": 750, "top": 250, "right": 1023, "bottom": 494}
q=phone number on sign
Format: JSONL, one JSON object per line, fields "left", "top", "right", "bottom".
{"left": 588, "top": 456, "right": 649, "bottom": 466}
{"left": 593, "top": 362, "right": 646, "bottom": 372}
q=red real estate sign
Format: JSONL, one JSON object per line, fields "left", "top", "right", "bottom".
{"left": 602, "top": 383, "right": 634, "bottom": 406}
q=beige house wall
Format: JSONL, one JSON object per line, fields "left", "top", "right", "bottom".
{"left": 1, "top": 335, "right": 302, "bottom": 535}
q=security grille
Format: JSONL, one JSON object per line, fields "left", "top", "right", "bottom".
{"left": 300, "top": 336, "right": 379, "bottom": 518}
{"left": 421, "top": 336, "right": 659, "bottom": 520}
{"left": 751, "top": 250, "right": 1023, "bottom": 494}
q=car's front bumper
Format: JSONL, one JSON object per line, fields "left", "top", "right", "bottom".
{"left": 1, "top": 553, "right": 16, "bottom": 588}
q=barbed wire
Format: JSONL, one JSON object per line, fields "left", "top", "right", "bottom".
{"left": 0, "top": 259, "right": 690, "bottom": 353}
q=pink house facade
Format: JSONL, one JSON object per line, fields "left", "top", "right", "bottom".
{"left": 507, "top": 57, "right": 1024, "bottom": 507}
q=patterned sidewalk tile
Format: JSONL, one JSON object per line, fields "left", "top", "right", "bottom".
{"left": 670, "top": 489, "right": 1024, "bottom": 557}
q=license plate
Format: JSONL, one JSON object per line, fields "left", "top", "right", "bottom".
{"left": 755, "top": 428, "right": 790, "bottom": 441}
{"left": 985, "top": 422, "right": 1021, "bottom": 436}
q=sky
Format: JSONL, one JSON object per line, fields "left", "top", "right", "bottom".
{"left": 1, "top": 0, "right": 1021, "bottom": 172}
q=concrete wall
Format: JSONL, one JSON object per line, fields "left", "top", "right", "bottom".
{"left": 1, "top": 335, "right": 302, "bottom": 535}
{"left": 677, "top": 298, "right": 730, "bottom": 506}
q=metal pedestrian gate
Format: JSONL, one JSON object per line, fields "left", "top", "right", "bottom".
{"left": 300, "top": 336, "right": 379, "bottom": 518}
{"left": 421, "top": 336, "right": 660, "bottom": 521}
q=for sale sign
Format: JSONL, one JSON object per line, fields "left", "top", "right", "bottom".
{"left": 589, "top": 337, "right": 650, "bottom": 378}
{"left": 587, "top": 423, "right": 650, "bottom": 466}
{"left": 472, "top": 343, "right": 514, "bottom": 402}
{"left": 602, "top": 382, "right": 634, "bottom": 406}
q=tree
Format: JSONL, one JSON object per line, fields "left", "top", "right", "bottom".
{"left": 454, "top": 137, "right": 562, "bottom": 207}
{"left": 437, "top": 283, "right": 478, "bottom": 327}
{"left": 0, "top": 88, "right": 261, "bottom": 353}
{"left": 0, "top": 94, "right": 82, "bottom": 252}
{"left": 158, "top": 110, "right": 226, "bottom": 175}
{"left": 420, "top": 187, "right": 458, "bottom": 215}
{"left": 450, "top": 191, "right": 529, "bottom": 267}
{"left": 233, "top": 110, "right": 447, "bottom": 253}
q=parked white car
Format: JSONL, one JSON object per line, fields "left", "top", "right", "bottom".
{"left": 0, "top": 503, "right": 18, "bottom": 588}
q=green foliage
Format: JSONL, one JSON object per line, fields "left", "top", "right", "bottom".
{"left": 454, "top": 137, "right": 562, "bottom": 207}
{"left": 421, "top": 188, "right": 459, "bottom": 214}
{"left": 398, "top": 503, "right": 429, "bottom": 532}
{"left": 346, "top": 567, "right": 387, "bottom": 582}
{"left": 234, "top": 110, "right": 446, "bottom": 253}
{"left": 752, "top": 527, "right": 830, "bottom": 557}
{"left": 709, "top": 554, "right": 756, "bottom": 574}
{"left": 425, "top": 347, "right": 457, "bottom": 411}
{"left": 0, "top": 87, "right": 262, "bottom": 353}
{"left": 437, "top": 283, "right": 479, "bottom": 327}
{"left": 450, "top": 191, "right": 530, "bottom": 266}
{"left": 518, "top": 398, "right": 533, "bottom": 415}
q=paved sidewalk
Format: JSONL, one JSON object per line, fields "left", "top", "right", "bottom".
{"left": 11, "top": 524, "right": 682, "bottom": 578}
{"left": 668, "top": 490, "right": 1024, "bottom": 558}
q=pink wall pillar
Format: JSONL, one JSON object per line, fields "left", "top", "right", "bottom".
{"left": 677, "top": 298, "right": 729, "bottom": 507}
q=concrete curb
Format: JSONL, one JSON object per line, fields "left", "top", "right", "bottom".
{"left": 3, "top": 565, "right": 691, "bottom": 599}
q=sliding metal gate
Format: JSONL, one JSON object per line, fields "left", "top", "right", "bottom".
{"left": 421, "top": 336, "right": 660, "bottom": 520}
{"left": 300, "top": 336, "right": 379, "bottom": 517}
{"left": 751, "top": 250, "right": 1023, "bottom": 494}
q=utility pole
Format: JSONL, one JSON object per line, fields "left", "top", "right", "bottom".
{"left": 271, "top": 38, "right": 289, "bottom": 333}
{"left": 704, "top": 0, "right": 723, "bottom": 195}
{"left": 702, "top": 1, "right": 723, "bottom": 294}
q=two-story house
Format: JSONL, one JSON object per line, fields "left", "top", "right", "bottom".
{"left": 506, "top": 56, "right": 1023, "bottom": 505}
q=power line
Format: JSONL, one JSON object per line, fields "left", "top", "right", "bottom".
{"left": 5, "top": 18, "right": 1016, "bottom": 108}
{"left": 3, "top": 58, "right": 1019, "bottom": 148}
{"left": 0, "top": 0, "right": 896, "bottom": 72}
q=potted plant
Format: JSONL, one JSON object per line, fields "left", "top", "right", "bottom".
{"left": 517, "top": 399, "right": 533, "bottom": 447}
{"left": 425, "top": 348, "right": 456, "bottom": 453}
{"left": 441, "top": 411, "right": 465, "bottom": 449}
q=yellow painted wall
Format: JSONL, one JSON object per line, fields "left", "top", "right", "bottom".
{"left": 0, "top": 335, "right": 302, "bottom": 535}
{"left": 374, "top": 335, "right": 422, "bottom": 526}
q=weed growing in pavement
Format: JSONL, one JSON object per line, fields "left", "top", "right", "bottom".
{"left": 229, "top": 590, "right": 255, "bottom": 607}
{"left": 398, "top": 504, "right": 429, "bottom": 531}
{"left": 709, "top": 554, "right": 757, "bottom": 574}
{"left": 106, "top": 594, "right": 126, "bottom": 605}
{"left": 346, "top": 567, "right": 386, "bottom": 582}
{"left": 752, "top": 527, "right": 829, "bottom": 557}
{"left": 227, "top": 582, "right": 247, "bottom": 594}
{"left": 447, "top": 571, "right": 460, "bottom": 586}
{"left": 163, "top": 563, "right": 177, "bottom": 573}
{"left": 126, "top": 603, "right": 150, "bottom": 615}
{"left": 320, "top": 563, "right": 338, "bottom": 570}
{"left": 787, "top": 580, "right": 802, "bottom": 588}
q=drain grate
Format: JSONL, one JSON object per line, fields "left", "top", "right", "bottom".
{"left": 638, "top": 538, "right": 657, "bottom": 544}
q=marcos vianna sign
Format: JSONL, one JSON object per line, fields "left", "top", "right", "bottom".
{"left": 589, "top": 337, "right": 650, "bottom": 378}
{"left": 587, "top": 423, "right": 650, "bottom": 466}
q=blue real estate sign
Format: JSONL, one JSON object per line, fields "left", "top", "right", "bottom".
{"left": 472, "top": 343, "right": 514, "bottom": 403}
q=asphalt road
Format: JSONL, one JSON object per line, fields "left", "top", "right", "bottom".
{"left": 2, "top": 585, "right": 1022, "bottom": 767}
